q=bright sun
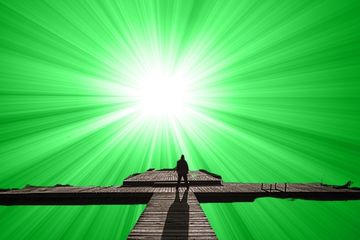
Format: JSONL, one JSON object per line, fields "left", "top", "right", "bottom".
{"left": 107, "top": 51, "right": 203, "bottom": 121}
{"left": 135, "top": 66, "right": 190, "bottom": 118}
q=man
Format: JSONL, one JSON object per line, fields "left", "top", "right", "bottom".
{"left": 176, "top": 154, "right": 189, "bottom": 188}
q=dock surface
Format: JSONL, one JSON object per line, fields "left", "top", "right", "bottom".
{"left": 1, "top": 169, "right": 360, "bottom": 239}
{"left": 1, "top": 170, "right": 359, "bottom": 205}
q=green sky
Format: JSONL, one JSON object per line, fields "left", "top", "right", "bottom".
{"left": 0, "top": 0, "right": 360, "bottom": 239}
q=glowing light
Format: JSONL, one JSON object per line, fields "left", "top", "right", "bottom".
{"left": 136, "top": 67, "right": 189, "bottom": 118}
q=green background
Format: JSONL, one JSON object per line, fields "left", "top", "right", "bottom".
{"left": 1, "top": 0, "right": 360, "bottom": 239}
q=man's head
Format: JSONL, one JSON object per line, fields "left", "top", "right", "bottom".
{"left": 180, "top": 154, "right": 185, "bottom": 160}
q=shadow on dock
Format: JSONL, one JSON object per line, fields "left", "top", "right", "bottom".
{"left": 162, "top": 188, "right": 189, "bottom": 239}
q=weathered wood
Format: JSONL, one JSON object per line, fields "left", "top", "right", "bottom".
{"left": 128, "top": 192, "right": 217, "bottom": 239}
{"left": 2, "top": 182, "right": 360, "bottom": 205}
{"left": 194, "top": 183, "right": 360, "bottom": 202}
{"left": 1, "top": 169, "right": 360, "bottom": 239}
{"left": 123, "top": 170, "right": 222, "bottom": 187}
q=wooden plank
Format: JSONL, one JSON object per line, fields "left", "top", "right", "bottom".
{"left": 194, "top": 183, "right": 360, "bottom": 202}
{"left": 123, "top": 170, "right": 222, "bottom": 187}
{"left": 128, "top": 191, "right": 217, "bottom": 239}
{"left": 2, "top": 169, "right": 360, "bottom": 205}
{"left": 2, "top": 169, "right": 359, "bottom": 239}
{"left": 2, "top": 182, "right": 360, "bottom": 205}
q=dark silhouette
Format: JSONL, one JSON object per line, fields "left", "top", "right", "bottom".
{"left": 176, "top": 155, "right": 189, "bottom": 188}
{"left": 162, "top": 188, "right": 189, "bottom": 239}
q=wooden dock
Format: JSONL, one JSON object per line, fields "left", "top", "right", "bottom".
{"left": 1, "top": 169, "right": 360, "bottom": 239}
{"left": 1, "top": 170, "right": 359, "bottom": 205}
{"left": 123, "top": 169, "right": 222, "bottom": 186}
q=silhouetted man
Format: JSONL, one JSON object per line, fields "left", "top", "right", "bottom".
{"left": 176, "top": 155, "right": 189, "bottom": 188}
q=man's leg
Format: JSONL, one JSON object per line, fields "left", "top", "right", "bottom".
{"left": 184, "top": 174, "right": 189, "bottom": 188}
{"left": 177, "top": 173, "right": 181, "bottom": 188}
